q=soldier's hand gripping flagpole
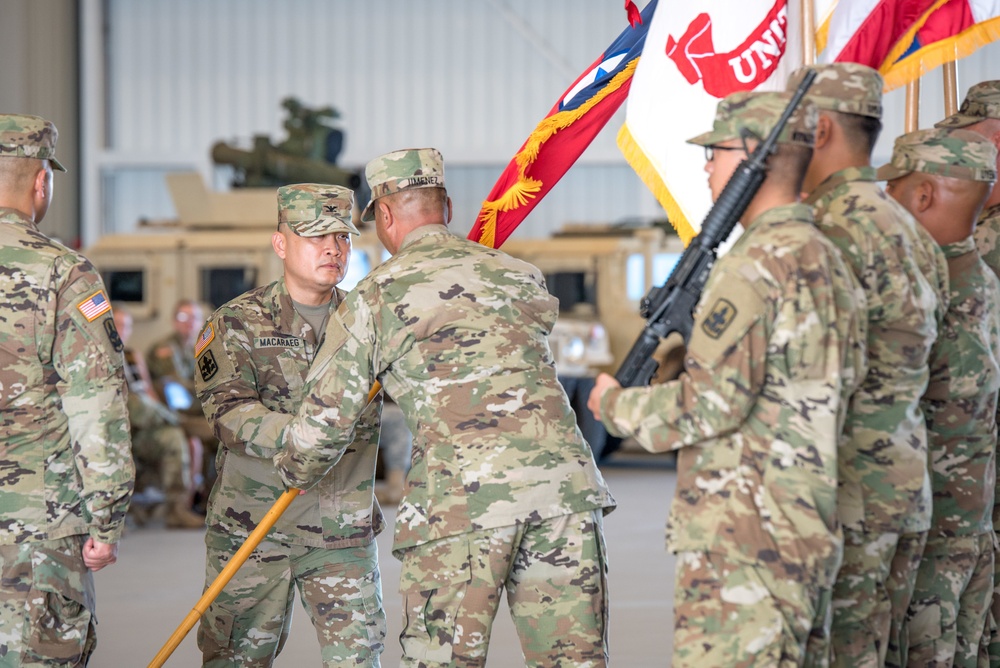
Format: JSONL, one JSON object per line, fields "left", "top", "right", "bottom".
{"left": 148, "top": 383, "right": 383, "bottom": 668}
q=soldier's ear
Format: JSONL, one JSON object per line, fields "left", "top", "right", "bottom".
{"left": 445, "top": 196, "right": 453, "bottom": 225}
{"left": 272, "top": 230, "right": 287, "bottom": 259}
{"left": 914, "top": 179, "right": 934, "bottom": 213}
{"left": 813, "top": 114, "right": 833, "bottom": 150}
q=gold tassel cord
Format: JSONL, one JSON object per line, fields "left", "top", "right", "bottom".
{"left": 477, "top": 59, "right": 639, "bottom": 248}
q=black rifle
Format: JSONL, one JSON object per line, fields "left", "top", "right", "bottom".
{"left": 615, "top": 70, "right": 817, "bottom": 388}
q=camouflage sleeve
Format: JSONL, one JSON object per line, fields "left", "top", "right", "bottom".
{"left": 275, "top": 292, "right": 378, "bottom": 489}
{"left": 599, "top": 267, "right": 768, "bottom": 452}
{"left": 194, "top": 312, "right": 293, "bottom": 458}
{"left": 53, "top": 259, "right": 134, "bottom": 544}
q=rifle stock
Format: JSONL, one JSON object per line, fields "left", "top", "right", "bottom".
{"left": 615, "top": 70, "right": 817, "bottom": 388}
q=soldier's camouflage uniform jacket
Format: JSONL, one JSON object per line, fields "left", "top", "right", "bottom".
{"left": 973, "top": 202, "right": 1000, "bottom": 525}
{"left": 922, "top": 236, "right": 1000, "bottom": 538}
{"left": 195, "top": 277, "right": 383, "bottom": 547}
{"left": 974, "top": 203, "right": 1000, "bottom": 274}
{"left": 805, "top": 166, "right": 947, "bottom": 534}
{"left": 0, "top": 208, "right": 134, "bottom": 545}
{"left": 275, "top": 224, "right": 615, "bottom": 554}
{"left": 600, "top": 203, "right": 867, "bottom": 586}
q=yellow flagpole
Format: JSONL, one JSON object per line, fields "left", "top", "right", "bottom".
{"left": 148, "top": 383, "right": 382, "bottom": 667}
{"left": 905, "top": 78, "right": 921, "bottom": 133}
{"left": 943, "top": 60, "right": 959, "bottom": 117}
{"left": 802, "top": 0, "right": 816, "bottom": 65}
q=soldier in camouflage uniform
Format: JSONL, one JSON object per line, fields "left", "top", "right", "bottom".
{"left": 272, "top": 148, "right": 616, "bottom": 668}
{"left": 588, "top": 92, "right": 867, "bottom": 667}
{"left": 935, "top": 82, "right": 1000, "bottom": 667}
{"left": 0, "top": 114, "right": 134, "bottom": 664}
{"left": 786, "top": 63, "right": 948, "bottom": 668}
{"left": 193, "top": 184, "right": 386, "bottom": 667}
{"left": 878, "top": 128, "right": 1000, "bottom": 667}
{"left": 113, "top": 306, "right": 203, "bottom": 529}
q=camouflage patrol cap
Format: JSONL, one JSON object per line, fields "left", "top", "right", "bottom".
{"left": 936, "top": 81, "right": 1000, "bottom": 128}
{"left": 687, "top": 91, "right": 817, "bottom": 148}
{"left": 360, "top": 148, "right": 445, "bottom": 223}
{"left": 786, "top": 63, "right": 884, "bottom": 119}
{"left": 0, "top": 113, "right": 66, "bottom": 172}
{"left": 876, "top": 128, "right": 998, "bottom": 183}
{"left": 277, "top": 183, "right": 360, "bottom": 237}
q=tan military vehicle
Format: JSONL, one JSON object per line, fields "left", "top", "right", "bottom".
{"left": 87, "top": 180, "right": 683, "bottom": 459}
{"left": 85, "top": 172, "right": 386, "bottom": 354}
{"left": 502, "top": 224, "right": 684, "bottom": 458}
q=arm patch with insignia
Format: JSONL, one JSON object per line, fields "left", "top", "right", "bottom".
{"left": 701, "top": 298, "right": 738, "bottom": 339}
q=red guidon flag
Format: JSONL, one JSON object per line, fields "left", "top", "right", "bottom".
{"left": 818, "top": 0, "right": 1000, "bottom": 90}
{"left": 618, "top": 0, "right": 805, "bottom": 243}
{"left": 469, "top": 0, "right": 658, "bottom": 249}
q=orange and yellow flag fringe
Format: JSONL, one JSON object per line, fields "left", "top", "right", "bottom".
{"left": 476, "top": 58, "right": 639, "bottom": 248}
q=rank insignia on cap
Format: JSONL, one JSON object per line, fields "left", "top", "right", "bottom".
{"left": 701, "top": 298, "right": 737, "bottom": 339}
{"left": 77, "top": 290, "right": 112, "bottom": 322}
{"left": 195, "top": 323, "right": 215, "bottom": 356}
{"left": 199, "top": 350, "right": 218, "bottom": 382}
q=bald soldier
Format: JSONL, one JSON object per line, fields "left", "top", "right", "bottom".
{"left": 935, "top": 82, "right": 1000, "bottom": 668}
{"left": 787, "top": 63, "right": 947, "bottom": 668}
{"left": 0, "top": 114, "right": 134, "bottom": 663}
{"left": 879, "top": 128, "right": 1000, "bottom": 667}
{"left": 194, "top": 185, "right": 386, "bottom": 666}
{"left": 273, "top": 148, "right": 616, "bottom": 667}
{"left": 589, "top": 92, "right": 866, "bottom": 666}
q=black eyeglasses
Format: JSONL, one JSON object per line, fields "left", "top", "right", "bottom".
{"left": 703, "top": 145, "right": 746, "bottom": 162}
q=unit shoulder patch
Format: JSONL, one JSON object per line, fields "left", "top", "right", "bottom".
{"left": 701, "top": 298, "right": 738, "bottom": 339}
{"left": 199, "top": 349, "right": 219, "bottom": 382}
{"left": 103, "top": 317, "right": 124, "bottom": 352}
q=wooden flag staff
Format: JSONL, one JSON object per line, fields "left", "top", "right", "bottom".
{"left": 148, "top": 383, "right": 382, "bottom": 667}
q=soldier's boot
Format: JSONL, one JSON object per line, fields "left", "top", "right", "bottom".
{"left": 165, "top": 502, "right": 205, "bottom": 529}
{"left": 375, "top": 469, "right": 406, "bottom": 506}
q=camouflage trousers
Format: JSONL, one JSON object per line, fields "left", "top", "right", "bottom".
{"left": 397, "top": 509, "right": 609, "bottom": 668}
{"left": 0, "top": 536, "right": 97, "bottom": 666}
{"left": 829, "top": 528, "right": 926, "bottom": 668}
{"left": 672, "top": 550, "right": 834, "bottom": 668}
{"left": 198, "top": 531, "right": 385, "bottom": 667}
{"left": 984, "top": 527, "right": 1000, "bottom": 668}
{"left": 131, "top": 423, "right": 191, "bottom": 504}
{"left": 903, "top": 532, "right": 994, "bottom": 668}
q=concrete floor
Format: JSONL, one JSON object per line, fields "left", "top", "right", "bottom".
{"left": 92, "top": 454, "right": 677, "bottom": 667}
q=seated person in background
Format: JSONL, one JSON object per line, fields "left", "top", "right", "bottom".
{"left": 114, "top": 306, "right": 203, "bottom": 529}
{"left": 147, "top": 298, "right": 218, "bottom": 504}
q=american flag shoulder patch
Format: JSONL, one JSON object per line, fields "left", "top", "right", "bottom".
{"left": 77, "top": 290, "right": 112, "bottom": 322}
{"left": 195, "top": 323, "right": 215, "bottom": 356}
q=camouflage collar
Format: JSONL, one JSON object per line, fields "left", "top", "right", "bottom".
{"left": 271, "top": 276, "right": 340, "bottom": 343}
{"left": 980, "top": 202, "right": 1000, "bottom": 223}
{"left": 734, "top": 202, "right": 814, "bottom": 248}
{"left": 0, "top": 206, "right": 36, "bottom": 229}
{"left": 804, "top": 165, "right": 876, "bottom": 206}
{"left": 940, "top": 234, "right": 977, "bottom": 260}
{"left": 398, "top": 223, "right": 452, "bottom": 252}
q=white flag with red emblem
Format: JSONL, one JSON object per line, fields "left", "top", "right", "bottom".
{"left": 618, "top": 0, "right": 810, "bottom": 243}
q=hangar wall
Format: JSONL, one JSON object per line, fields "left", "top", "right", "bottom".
{"left": 83, "top": 0, "right": 660, "bottom": 243}
{"left": 78, "top": 0, "right": 1000, "bottom": 245}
